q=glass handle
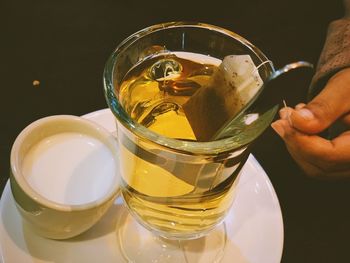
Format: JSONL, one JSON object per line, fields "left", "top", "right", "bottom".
{"left": 269, "top": 61, "right": 314, "bottom": 81}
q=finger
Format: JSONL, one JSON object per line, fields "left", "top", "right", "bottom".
{"left": 287, "top": 146, "right": 350, "bottom": 178}
{"left": 285, "top": 145, "right": 326, "bottom": 177}
{"left": 295, "top": 103, "right": 306, "bottom": 110}
{"left": 291, "top": 107, "right": 350, "bottom": 127}
{"left": 279, "top": 106, "right": 292, "bottom": 120}
{"left": 271, "top": 119, "right": 350, "bottom": 174}
{"left": 292, "top": 103, "right": 350, "bottom": 126}
{"left": 290, "top": 68, "right": 350, "bottom": 134}
{"left": 342, "top": 113, "right": 350, "bottom": 126}
{"left": 272, "top": 120, "right": 315, "bottom": 168}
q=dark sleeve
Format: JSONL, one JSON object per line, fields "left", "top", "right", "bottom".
{"left": 309, "top": 0, "right": 350, "bottom": 98}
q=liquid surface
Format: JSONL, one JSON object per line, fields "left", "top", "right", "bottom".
{"left": 119, "top": 52, "right": 223, "bottom": 141}
{"left": 119, "top": 51, "right": 261, "bottom": 141}
{"left": 22, "top": 132, "right": 116, "bottom": 205}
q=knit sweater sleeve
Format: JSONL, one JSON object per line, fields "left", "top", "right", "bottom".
{"left": 309, "top": 0, "right": 350, "bottom": 98}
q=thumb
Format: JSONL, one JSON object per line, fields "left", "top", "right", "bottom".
{"left": 290, "top": 68, "right": 350, "bottom": 134}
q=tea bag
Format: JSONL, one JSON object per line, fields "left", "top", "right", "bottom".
{"left": 220, "top": 55, "right": 263, "bottom": 106}
{"left": 183, "top": 54, "right": 263, "bottom": 141}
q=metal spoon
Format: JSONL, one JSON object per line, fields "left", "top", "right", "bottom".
{"left": 212, "top": 61, "right": 314, "bottom": 140}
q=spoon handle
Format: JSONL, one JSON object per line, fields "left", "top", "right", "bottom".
{"left": 213, "top": 61, "right": 314, "bottom": 140}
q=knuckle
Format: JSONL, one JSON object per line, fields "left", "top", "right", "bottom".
{"left": 319, "top": 162, "right": 337, "bottom": 174}
{"left": 308, "top": 99, "right": 334, "bottom": 122}
{"left": 303, "top": 160, "right": 337, "bottom": 178}
{"left": 305, "top": 170, "right": 326, "bottom": 179}
{"left": 315, "top": 154, "right": 340, "bottom": 174}
{"left": 329, "top": 68, "right": 350, "bottom": 85}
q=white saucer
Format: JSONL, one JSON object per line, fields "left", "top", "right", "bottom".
{"left": 0, "top": 109, "right": 284, "bottom": 263}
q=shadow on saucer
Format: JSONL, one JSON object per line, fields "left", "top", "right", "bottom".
{"left": 114, "top": 207, "right": 248, "bottom": 263}
{"left": 1, "top": 186, "right": 28, "bottom": 253}
{"left": 69, "top": 199, "right": 125, "bottom": 242}
{"left": 21, "top": 198, "right": 126, "bottom": 262}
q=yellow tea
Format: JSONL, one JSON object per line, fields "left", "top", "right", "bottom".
{"left": 117, "top": 52, "right": 248, "bottom": 238}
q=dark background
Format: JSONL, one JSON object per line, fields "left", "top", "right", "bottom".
{"left": 1, "top": 0, "right": 349, "bottom": 262}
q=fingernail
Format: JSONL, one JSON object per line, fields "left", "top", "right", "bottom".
{"left": 296, "top": 108, "right": 314, "bottom": 120}
{"left": 279, "top": 108, "right": 288, "bottom": 120}
{"left": 295, "top": 103, "right": 306, "bottom": 110}
{"left": 271, "top": 122, "right": 285, "bottom": 138}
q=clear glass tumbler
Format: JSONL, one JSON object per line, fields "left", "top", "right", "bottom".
{"left": 103, "top": 22, "right": 277, "bottom": 241}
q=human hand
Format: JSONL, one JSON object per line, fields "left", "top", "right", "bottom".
{"left": 271, "top": 68, "right": 350, "bottom": 178}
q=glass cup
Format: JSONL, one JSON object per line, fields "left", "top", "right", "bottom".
{"left": 103, "top": 22, "right": 277, "bottom": 241}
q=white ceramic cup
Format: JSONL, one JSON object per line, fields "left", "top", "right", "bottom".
{"left": 10, "top": 115, "right": 120, "bottom": 239}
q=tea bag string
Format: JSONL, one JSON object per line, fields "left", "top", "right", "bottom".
{"left": 254, "top": 60, "right": 274, "bottom": 74}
